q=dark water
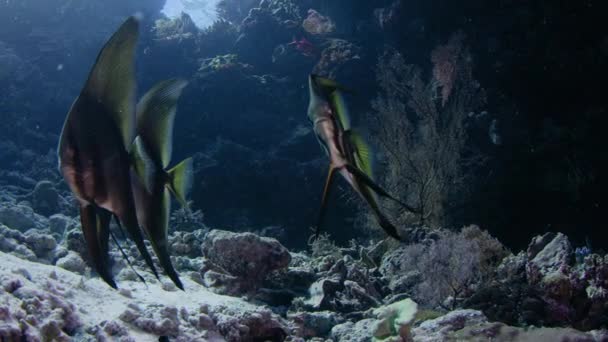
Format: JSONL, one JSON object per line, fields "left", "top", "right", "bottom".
{"left": 1, "top": 0, "right": 606, "bottom": 251}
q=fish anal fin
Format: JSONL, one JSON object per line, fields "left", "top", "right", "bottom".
{"left": 345, "top": 163, "right": 421, "bottom": 214}
{"left": 154, "top": 189, "right": 184, "bottom": 290}
{"left": 80, "top": 205, "right": 117, "bottom": 289}
{"left": 314, "top": 165, "right": 338, "bottom": 238}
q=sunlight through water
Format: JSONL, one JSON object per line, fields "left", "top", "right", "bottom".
{"left": 161, "top": 0, "right": 221, "bottom": 28}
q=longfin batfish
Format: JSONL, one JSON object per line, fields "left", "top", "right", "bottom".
{"left": 58, "top": 16, "right": 159, "bottom": 288}
{"left": 307, "top": 74, "right": 419, "bottom": 241}
{"left": 131, "top": 79, "right": 192, "bottom": 291}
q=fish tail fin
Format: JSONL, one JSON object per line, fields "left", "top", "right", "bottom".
{"left": 167, "top": 157, "right": 194, "bottom": 209}
{"left": 314, "top": 165, "right": 338, "bottom": 238}
{"left": 80, "top": 205, "right": 117, "bottom": 289}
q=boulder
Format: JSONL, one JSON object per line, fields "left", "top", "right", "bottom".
{"left": 372, "top": 298, "right": 418, "bottom": 341}
{"left": 411, "top": 309, "right": 488, "bottom": 342}
{"left": 0, "top": 203, "right": 47, "bottom": 232}
{"left": 526, "top": 232, "right": 572, "bottom": 285}
{"left": 201, "top": 230, "right": 291, "bottom": 293}
{"left": 56, "top": 251, "right": 86, "bottom": 274}
{"left": 32, "top": 180, "right": 60, "bottom": 216}
{"left": 452, "top": 322, "right": 608, "bottom": 342}
{"left": 288, "top": 311, "right": 344, "bottom": 338}
{"left": 331, "top": 319, "right": 376, "bottom": 342}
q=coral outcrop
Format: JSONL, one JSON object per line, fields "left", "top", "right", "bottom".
{"left": 201, "top": 229, "right": 291, "bottom": 295}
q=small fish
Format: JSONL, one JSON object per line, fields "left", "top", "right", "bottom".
{"left": 57, "top": 16, "right": 158, "bottom": 288}
{"left": 307, "top": 74, "right": 418, "bottom": 241}
{"left": 288, "top": 36, "right": 317, "bottom": 57}
{"left": 131, "top": 79, "right": 193, "bottom": 291}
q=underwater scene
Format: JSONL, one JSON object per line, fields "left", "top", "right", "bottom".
{"left": 1, "top": 0, "right": 607, "bottom": 341}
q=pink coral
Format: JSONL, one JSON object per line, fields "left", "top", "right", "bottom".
{"left": 431, "top": 32, "right": 466, "bottom": 106}
{"left": 302, "top": 9, "right": 335, "bottom": 35}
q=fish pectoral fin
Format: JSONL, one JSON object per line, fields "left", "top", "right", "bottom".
{"left": 131, "top": 136, "right": 157, "bottom": 194}
{"left": 80, "top": 205, "right": 117, "bottom": 289}
{"left": 311, "top": 74, "right": 355, "bottom": 95}
{"left": 136, "top": 79, "right": 188, "bottom": 169}
{"left": 167, "top": 157, "right": 194, "bottom": 209}
{"left": 348, "top": 130, "right": 373, "bottom": 177}
{"left": 344, "top": 163, "right": 421, "bottom": 214}
{"left": 314, "top": 165, "right": 338, "bottom": 238}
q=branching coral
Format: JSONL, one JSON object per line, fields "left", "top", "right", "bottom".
{"left": 368, "top": 34, "right": 486, "bottom": 228}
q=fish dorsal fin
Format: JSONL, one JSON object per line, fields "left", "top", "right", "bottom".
{"left": 349, "top": 131, "right": 374, "bottom": 179}
{"left": 136, "top": 79, "right": 188, "bottom": 169}
{"left": 83, "top": 16, "right": 140, "bottom": 148}
{"left": 330, "top": 90, "right": 352, "bottom": 131}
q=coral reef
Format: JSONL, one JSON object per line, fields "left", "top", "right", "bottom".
{"left": 1, "top": 0, "right": 607, "bottom": 340}
{"left": 465, "top": 232, "right": 608, "bottom": 330}
{"left": 1, "top": 193, "right": 608, "bottom": 341}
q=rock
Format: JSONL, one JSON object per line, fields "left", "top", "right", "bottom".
{"left": 411, "top": 309, "right": 488, "bottom": 342}
{"left": 24, "top": 229, "right": 56, "bottom": 259}
{"left": 12, "top": 244, "right": 37, "bottom": 261}
{"left": 374, "top": 0, "right": 405, "bottom": 30}
{"left": 64, "top": 227, "right": 87, "bottom": 258}
{"left": 304, "top": 259, "right": 346, "bottom": 310}
{"left": 48, "top": 214, "right": 73, "bottom": 240}
{"left": 331, "top": 319, "right": 376, "bottom": 342}
{"left": 0, "top": 202, "right": 47, "bottom": 232}
{"left": 32, "top": 180, "right": 60, "bottom": 216}
{"left": 373, "top": 298, "right": 418, "bottom": 341}
{"left": 289, "top": 311, "right": 344, "bottom": 338}
{"left": 526, "top": 232, "right": 572, "bottom": 285}
{"left": 169, "top": 229, "right": 206, "bottom": 258}
{"left": 313, "top": 39, "right": 364, "bottom": 80}
{"left": 451, "top": 322, "right": 608, "bottom": 342}
{"left": 0, "top": 224, "right": 24, "bottom": 253}
{"left": 235, "top": 0, "right": 300, "bottom": 67}
{"left": 463, "top": 278, "right": 544, "bottom": 326}
{"left": 387, "top": 271, "right": 422, "bottom": 294}
{"left": 211, "top": 305, "right": 288, "bottom": 342}
{"left": 302, "top": 9, "right": 335, "bottom": 35}
{"left": 495, "top": 251, "right": 527, "bottom": 282}
{"left": 0, "top": 276, "right": 82, "bottom": 340}
{"left": 202, "top": 230, "right": 291, "bottom": 292}
{"left": 56, "top": 251, "right": 86, "bottom": 274}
